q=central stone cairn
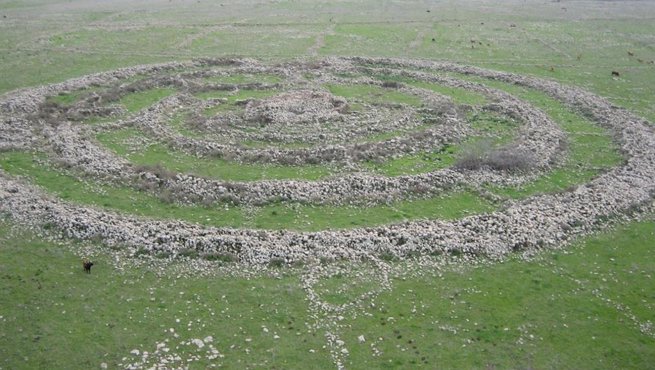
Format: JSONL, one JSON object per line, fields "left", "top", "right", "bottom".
{"left": 243, "top": 90, "right": 348, "bottom": 126}
{"left": 0, "top": 57, "right": 653, "bottom": 265}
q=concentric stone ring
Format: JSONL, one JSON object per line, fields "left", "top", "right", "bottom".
{"left": 1, "top": 57, "right": 653, "bottom": 265}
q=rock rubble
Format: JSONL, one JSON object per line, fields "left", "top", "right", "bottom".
{"left": 1, "top": 57, "right": 653, "bottom": 265}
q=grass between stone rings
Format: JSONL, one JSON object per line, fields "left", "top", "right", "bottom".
{"left": 0, "top": 73, "right": 625, "bottom": 232}
{"left": 0, "top": 150, "right": 495, "bottom": 231}
{"left": 96, "top": 128, "right": 334, "bottom": 182}
{"left": 1, "top": 2, "right": 654, "bottom": 368}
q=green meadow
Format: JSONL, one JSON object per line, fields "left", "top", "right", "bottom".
{"left": 1, "top": 0, "right": 653, "bottom": 368}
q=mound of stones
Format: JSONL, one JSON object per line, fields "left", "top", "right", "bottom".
{"left": 1, "top": 57, "right": 654, "bottom": 264}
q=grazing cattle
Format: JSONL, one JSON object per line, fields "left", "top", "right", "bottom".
{"left": 611, "top": 71, "right": 620, "bottom": 77}
{"left": 82, "top": 259, "right": 94, "bottom": 274}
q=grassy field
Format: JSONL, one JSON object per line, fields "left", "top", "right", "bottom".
{"left": 1, "top": 218, "right": 653, "bottom": 368}
{"left": 1, "top": 0, "right": 654, "bottom": 368}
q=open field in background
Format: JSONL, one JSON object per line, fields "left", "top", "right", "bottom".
{"left": 1, "top": 0, "right": 654, "bottom": 120}
{"left": 1, "top": 0, "right": 654, "bottom": 368}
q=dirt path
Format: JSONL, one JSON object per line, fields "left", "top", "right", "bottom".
{"left": 408, "top": 27, "right": 429, "bottom": 53}
{"left": 307, "top": 23, "right": 335, "bottom": 57}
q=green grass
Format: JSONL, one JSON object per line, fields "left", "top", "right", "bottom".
{"left": 312, "top": 268, "right": 381, "bottom": 306}
{"left": 47, "top": 90, "right": 88, "bottom": 106}
{"left": 340, "top": 220, "right": 655, "bottom": 368}
{"left": 253, "top": 191, "right": 495, "bottom": 231}
{"left": 364, "top": 111, "right": 519, "bottom": 176}
{"left": 96, "top": 128, "right": 332, "bottom": 181}
{"left": 0, "top": 151, "right": 246, "bottom": 228}
{"left": 374, "top": 74, "right": 489, "bottom": 106}
{"left": 410, "top": 80, "right": 488, "bottom": 105}
{"left": 326, "top": 84, "right": 423, "bottom": 107}
{"left": 469, "top": 110, "right": 520, "bottom": 139}
{"left": 1, "top": 217, "right": 653, "bottom": 369}
{"left": 119, "top": 88, "right": 176, "bottom": 113}
{"left": 364, "top": 146, "right": 458, "bottom": 176}
{"left": 163, "top": 110, "right": 203, "bottom": 138}
{"left": 320, "top": 24, "right": 418, "bottom": 56}
{"left": 0, "top": 151, "right": 495, "bottom": 231}
{"left": 50, "top": 27, "right": 197, "bottom": 54}
{"left": 189, "top": 26, "right": 317, "bottom": 57}
{"left": 462, "top": 77, "right": 626, "bottom": 198}
{"left": 363, "top": 71, "right": 623, "bottom": 194}
{"left": 0, "top": 222, "right": 331, "bottom": 369}
{"left": 1, "top": 3, "right": 654, "bottom": 369}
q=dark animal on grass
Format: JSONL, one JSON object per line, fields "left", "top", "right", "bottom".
{"left": 611, "top": 71, "right": 620, "bottom": 77}
{"left": 82, "top": 259, "right": 94, "bottom": 274}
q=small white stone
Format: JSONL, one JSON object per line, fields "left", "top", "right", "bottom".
{"left": 358, "top": 335, "right": 366, "bottom": 343}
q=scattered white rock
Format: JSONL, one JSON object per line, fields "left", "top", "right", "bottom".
{"left": 191, "top": 338, "right": 204, "bottom": 349}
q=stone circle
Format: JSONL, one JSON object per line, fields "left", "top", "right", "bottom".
{"left": 1, "top": 57, "right": 653, "bottom": 265}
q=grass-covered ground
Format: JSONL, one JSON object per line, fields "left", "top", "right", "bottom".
{"left": 0, "top": 219, "right": 653, "bottom": 368}
{"left": 1, "top": 0, "right": 654, "bottom": 368}
{"left": 0, "top": 151, "right": 496, "bottom": 231}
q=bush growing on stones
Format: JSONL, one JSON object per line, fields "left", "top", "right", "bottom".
{"left": 380, "top": 251, "right": 398, "bottom": 262}
{"left": 133, "top": 247, "right": 150, "bottom": 257}
{"left": 155, "top": 251, "right": 172, "bottom": 258}
{"left": 408, "top": 183, "right": 432, "bottom": 195}
{"left": 201, "top": 252, "right": 236, "bottom": 263}
{"left": 217, "top": 194, "right": 241, "bottom": 206}
{"left": 33, "top": 100, "right": 66, "bottom": 127}
{"left": 178, "top": 248, "right": 199, "bottom": 258}
{"left": 100, "top": 87, "right": 123, "bottom": 103}
{"left": 185, "top": 113, "right": 209, "bottom": 132}
{"left": 455, "top": 140, "right": 534, "bottom": 172}
{"left": 158, "top": 189, "right": 175, "bottom": 204}
{"left": 485, "top": 147, "right": 534, "bottom": 171}
{"left": 134, "top": 163, "right": 177, "bottom": 181}
{"left": 381, "top": 81, "right": 403, "bottom": 89}
{"left": 268, "top": 257, "right": 286, "bottom": 268}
